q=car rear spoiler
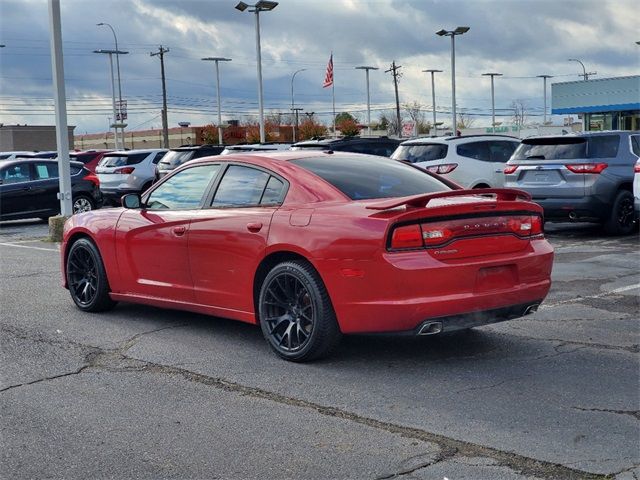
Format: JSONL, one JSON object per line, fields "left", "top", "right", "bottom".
{"left": 365, "top": 188, "right": 532, "bottom": 211}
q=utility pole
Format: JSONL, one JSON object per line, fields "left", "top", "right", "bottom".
{"left": 482, "top": 72, "right": 502, "bottom": 133}
{"left": 537, "top": 75, "right": 553, "bottom": 125}
{"left": 292, "top": 107, "right": 304, "bottom": 141}
{"left": 385, "top": 61, "right": 402, "bottom": 137}
{"left": 150, "top": 45, "right": 170, "bottom": 148}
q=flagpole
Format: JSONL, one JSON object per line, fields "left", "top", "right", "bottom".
{"left": 332, "top": 81, "right": 336, "bottom": 136}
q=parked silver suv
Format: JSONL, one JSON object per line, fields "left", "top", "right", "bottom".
{"left": 96, "top": 149, "right": 166, "bottom": 205}
{"left": 504, "top": 131, "right": 639, "bottom": 235}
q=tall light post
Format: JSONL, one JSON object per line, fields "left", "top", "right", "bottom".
{"left": 97, "top": 23, "right": 126, "bottom": 148}
{"left": 235, "top": 1, "right": 278, "bottom": 143}
{"left": 537, "top": 74, "right": 553, "bottom": 125}
{"left": 355, "top": 66, "right": 378, "bottom": 135}
{"left": 202, "top": 57, "right": 232, "bottom": 146}
{"left": 436, "top": 26, "right": 469, "bottom": 135}
{"left": 94, "top": 49, "right": 128, "bottom": 149}
{"left": 568, "top": 58, "right": 596, "bottom": 81}
{"left": 482, "top": 72, "right": 502, "bottom": 133}
{"left": 290, "top": 68, "right": 306, "bottom": 142}
{"left": 422, "top": 69, "right": 442, "bottom": 135}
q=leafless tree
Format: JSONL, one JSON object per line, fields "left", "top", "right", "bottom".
{"left": 456, "top": 112, "right": 476, "bottom": 129}
{"left": 403, "top": 101, "right": 431, "bottom": 134}
{"left": 510, "top": 99, "right": 529, "bottom": 128}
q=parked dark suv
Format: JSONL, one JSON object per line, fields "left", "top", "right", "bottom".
{"left": 0, "top": 159, "right": 103, "bottom": 221}
{"left": 291, "top": 137, "right": 400, "bottom": 157}
{"left": 504, "top": 131, "right": 639, "bottom": 235}
{"left": 155, "top": 145, "right": 225, "bottom": 180}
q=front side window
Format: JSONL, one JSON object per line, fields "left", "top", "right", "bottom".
{"left": 0, "top": 164, "right": 32, "bottom": 184}
{"left": 146, "top": 164, "right": 220, "bottom": 210}
{"left": 212, "top": 165, "right": 271, "bottom": 206}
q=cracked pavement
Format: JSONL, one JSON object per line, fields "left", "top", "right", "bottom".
{"left": 1, "top": 219, "right": 638, "bottom": 479}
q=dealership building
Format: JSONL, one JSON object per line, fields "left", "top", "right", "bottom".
{"left": 552, "top": 75, "right": 640, "bottom": 131}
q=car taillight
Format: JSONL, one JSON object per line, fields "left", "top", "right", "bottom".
{"left": 114, "top": 166, "right": 135, "bottom": 174}
{"left": 634, "top": 163, "right": 640, "bottom": 173}
{"left": 83, "top": 172, "right": 100, "bottom": 186}
{"left": 389, "top": 215, "right": 543, "bottom": 251}
{"left": 390, "top": 224, "right": 423, "bottom": 249}
{"left": 426, "top": 163, "right": 458, "bottom": 174}
{"left": 565, "top": 163, "right": 608, "bottom": 174}
{"left": 503, "top": 165, "right": 518, "bottom": 174}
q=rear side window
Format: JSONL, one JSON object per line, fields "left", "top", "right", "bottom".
{"left": 212, "top": 165, "right": 270, "bottom": 206}
{"left": 152, "top": 151, "right": 166, "bottom": 164}
{"left": 70, "top": 165, "right": 82, "bottom": 175}
{"left": 457, "top": 142, "right": 490, "bottom": 161}
{"left": 260, "top": 176, "right": 286, "bottom": 205}
{"left": 488, "top": 141, "right": 518, "bottom": 163}
{"left": 631, "top": 136, "right": 640, "bottom": 157}
{"left": 587, "top": 135, "right": 619, "bottom": 158}
{"left": 391, "top": 144, "right": 448, "bottom": 163}
{"left": 34, "top": 162, "right": 58, "bottom": 179}
{"left": 291, "top": 155, "right": 450, "bottom": 200}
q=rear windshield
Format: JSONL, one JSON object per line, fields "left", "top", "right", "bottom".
{"left": 99, "top": 152, "right": 149, "bottom": 167}
{"left": 391, "top": 144, "right": 448, "bottom": 163}
{"left": 513, "top": 135, "right": 620, "bottom": 160}
{"left": 290, "top": 155, "right": 450, "bottom": 200}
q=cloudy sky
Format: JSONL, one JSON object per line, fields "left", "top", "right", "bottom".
{"left": 0, "top": 0, "right": 638, "bottom": 134}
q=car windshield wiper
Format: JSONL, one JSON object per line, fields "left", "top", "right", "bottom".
{"left": 526, "top": 155, "right": 546, "bottom": 159}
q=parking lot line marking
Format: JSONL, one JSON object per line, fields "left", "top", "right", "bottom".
{"left": 542, "top": 283, "right": 640, "bottom": 309}
{"left": 0, "top": 242, "right": 59, "bottom": 252}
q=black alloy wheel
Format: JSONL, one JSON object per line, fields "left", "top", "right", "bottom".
{"left": 604, "top": 190, "right": 636, "bottom": 236}
{"left": 259, "top": 261, "right": 341, "bottom": 362}
{"left": 66, "top": 238, "right": 116, "bottom": 312}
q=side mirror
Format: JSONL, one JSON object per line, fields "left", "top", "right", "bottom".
{"left": 121, "top": 193, "right": 141, "bottom": 209}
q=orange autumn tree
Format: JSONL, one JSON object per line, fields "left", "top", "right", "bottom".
{"left": 244, "top": 118, "right": 279, "bottom": 143}
{"left": 298, "top": 118, "right": 327, "bottom": 140}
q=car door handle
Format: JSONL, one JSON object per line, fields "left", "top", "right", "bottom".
{"left": 246, "top": 222, "right": 263, "bottom": 232}
{"left": 172, "top": 226, "right": 186, "bottom": 236}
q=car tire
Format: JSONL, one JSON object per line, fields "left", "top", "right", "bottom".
{"left": 603, "top": 190, "right": 635, "bottom": 236}
{"left": 258, "top": 260, "right": 341, "bottom": 362}
{"left": 72, "top": 194, "right": 95, "bottom": 214}
{"left": 66, "top": 238, "right": 117, "bottom": 312}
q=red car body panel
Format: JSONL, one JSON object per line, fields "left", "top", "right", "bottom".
{"left": 62, "top": 152, "right": 554, "bottom": 334}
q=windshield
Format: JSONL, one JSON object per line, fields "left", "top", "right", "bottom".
{"left": 291, "top": 155, "right": 450, "bottom": 200}
{"left": 99, "top": 152, "right": 148, "bottom": 167}
{"left": 391, "top": 144, "right": 448, "bottom": 163}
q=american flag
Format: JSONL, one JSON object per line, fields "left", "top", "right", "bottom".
{"left": 323, "top": 54, "right": 333, "bottom": 88}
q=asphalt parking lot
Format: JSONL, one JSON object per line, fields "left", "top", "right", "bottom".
{"left": 1, "top": 219, "right": 638, "bottom": 480}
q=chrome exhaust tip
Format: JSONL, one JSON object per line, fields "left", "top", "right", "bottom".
{"left": 418, "top": 321, "right": 443, "bottom": 335}
{"left": 524, "top": 304, "right": 540, "bottom": 315}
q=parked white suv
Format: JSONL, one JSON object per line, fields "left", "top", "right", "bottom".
{"left": 391, "top": 135, "right": 520, "bottom": 188}
{"left": 96, "top": 149, "right": 166, "bottom": 205}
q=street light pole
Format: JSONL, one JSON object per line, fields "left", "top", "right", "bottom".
{"left": 290, "top": 68, "right": 306, "bottom": 142}
{"left": 202, "top": 57, "right": 232, "bottom": 146}
{"left": 568, "top": 58, "right": 596, "bottom": 81}
{"left": 436, "top": 26, "right": 469, "bottom": 135}
{"left": 355, "top": 66, "right": 378, "bottom": 135}
{"left": 97, "top": 23, "right": 125, "bottom": 148}
{"left": 235, "top": 1, "right": 278, "bottom": 144}
{"left": 482, "top": 72, "right": 502, "bottom": 133}
{"left": 422, "top": 69, "right": 442, "bottom": 135}
{"left": 94, "top": 49, "right": 128, "bottom": 149}
{"left": 537, "top": 75, "right": 553, "bottom": 125}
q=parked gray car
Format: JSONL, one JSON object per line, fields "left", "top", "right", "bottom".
{"left": 96, "top": 149, "right": 166, "bottom": 205}
{"left": 504, "top": 131, "right": 639, "bottom": 235}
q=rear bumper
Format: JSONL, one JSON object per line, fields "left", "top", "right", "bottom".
{"left": 317, "top": 238, "right": 553, "bottom": 334}
{"left": 532, "top": 195, "right": 610, "bottom": 222}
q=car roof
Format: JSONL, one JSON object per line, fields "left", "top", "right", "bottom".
{"left": 400, "top": 134, "right": 519, "bottom": 145}
{"left": 293, "top": 136, "right": 397, "bottom": 146}
{"left": 103, "top": 148, "right": 166, "bottom": 155}
{"left": 2, "top": 158, "right": 85, "bottom": 168}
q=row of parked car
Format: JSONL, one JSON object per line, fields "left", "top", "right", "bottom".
{"left": 1, "top": 130, "right": 639, "bottom": 234}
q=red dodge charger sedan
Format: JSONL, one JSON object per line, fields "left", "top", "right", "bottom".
{"left": 61, "top": 151, "right": 553, "bottom": 361}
